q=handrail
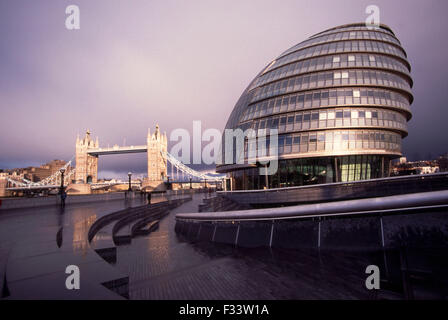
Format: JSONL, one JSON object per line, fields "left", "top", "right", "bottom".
{"left": 176, "top": 190, "right": 448, "bottom": 222}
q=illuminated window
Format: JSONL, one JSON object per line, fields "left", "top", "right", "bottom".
{"left": 319, "top": 112, "right": 327, "bottom": 120}
{"left": 334, "top": 72, "right": 341, "bottom": 79}
{"left": 333, "top": 56, "right": 340, "bottom": 63}
{"left": 348, "top": 55, "right": 355, "bottom": 62}
{"left": 353, "top": 90, "right": 360, "bottom": 98}
{"left": 369, "top": 55, "right": 376, "bottom": 62}
{"left": 341, "top": 72, "right": 349, "bottom": 79}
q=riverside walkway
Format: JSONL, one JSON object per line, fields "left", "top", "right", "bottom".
{"left": 3, "top": 191, "right": 443, "bottom": 299}
{"left": 0, "top": 196, "right": 148, "bottom": 299}
{"left": 114, "top": 193, "right": 376, "bottom": 299}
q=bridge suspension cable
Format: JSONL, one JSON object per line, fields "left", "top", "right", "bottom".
{"left": 161, "top": 151, "right": 225, "bottom": 182}
{"left": 6, "top": 158, "right": 75, "bottom": 188}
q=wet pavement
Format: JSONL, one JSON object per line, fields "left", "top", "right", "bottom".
{"left": 2, "top": 193, "right": 446, "bottom": 299}
{"left": 0, "top": 196, "right": 148, "bottom": 299}
{"left": 116, "top": 193, "right": 377, "bottom": 299}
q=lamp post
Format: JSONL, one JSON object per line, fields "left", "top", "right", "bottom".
{"left": 189, "top": 177, "right": 192, "bottom": 189}
{"left": 128, "top": 172, "right": 132, "bottom": 191}
{"left": 60, "top": 168, "right": 66, "bottom": 208}
{"left": 60, "top": 168, "right": 65, "bottom": 194}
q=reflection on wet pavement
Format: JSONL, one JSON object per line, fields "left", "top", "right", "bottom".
{"left": 115, "top": 194, "right": 375, "bottom": 299}
{"left": 0, "top": 197, "right": 147, "bottom": 299}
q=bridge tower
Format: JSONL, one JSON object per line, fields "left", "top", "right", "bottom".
{"left": 75, "top": 130, "right": 99, "bottom": 184}
{"left": 147, "top": 124, "right": 167, "bottom": 181}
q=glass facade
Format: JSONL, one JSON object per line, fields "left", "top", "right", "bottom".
{"left": 217, "top": 23, "right": 413, "bottom": 190}
{"left": 230, "top": 156, "right": 388, "bottom": 190}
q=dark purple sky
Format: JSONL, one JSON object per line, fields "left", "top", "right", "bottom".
{"left": 0, "top": 0, "right": 447, "bottom": 178}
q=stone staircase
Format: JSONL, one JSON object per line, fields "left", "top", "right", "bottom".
{"left": 89, "top": 196, "right": 191, "bottom": 263}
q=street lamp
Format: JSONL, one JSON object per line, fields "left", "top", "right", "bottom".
{"left": 165, "top": 175, "right": 171, "bottom": 190}
{"left": 60, "top": 168, "right": 66, "bottom": 193}
{"left": 128, "top": 172, "right": 132, "bottom": 191}
{"left": 60, "top": 168, "right": 66, "bottom": 208}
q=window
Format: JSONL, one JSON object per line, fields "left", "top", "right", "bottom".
{"left": 353, "top": 90, "right": 360, "bottom": 98}
{"left": 318, "top": 134, "right": 325, "bottom": 142}
{"left": 280, "top": 117, "right": 287, "bottom": 125}
{"left": 348, "top": 55, "right": 355, "bottom": 62}
{"left": 341, "top": 72, "right": 349, "bottom": 79}
{"left": 369, "top": 55, "right": 376, "bottom": 62}
{"left": 333, "top": 56, "right": 340, "bottom": 63}
{"left": 351, "top": 111, "right": 359, "bottom": 118}
{"left": 327, "top": 111, "right": 335, "bottom": 120}
{"left": 290, "top": 95, "right": 297, "bottom": 104}
{"left": 319, "top": 112, "right": 327, "bottom": 120}
{"left": 334, "top": 72, "right": 341, "bottom": 79}
{"left": 366, "top": 111, "right": 372, "bottom": 118}
{"left": 311, "top": 113, "right": 319, "bottom": 121}
{"left": 336, "top": 111, "right": 343, "bottom": 118}
{"left": 278, "top": 136, "right": 285, "bottom": 146}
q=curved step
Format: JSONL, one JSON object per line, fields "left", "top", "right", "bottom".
{"left": 113, "top": 206, "right": 166, "bottom": 246}
{"left": 132, "top": 219, "right": 159, "bottom": 237}
{"left": 113, "top": 198, "right": 191, "bottom": 245}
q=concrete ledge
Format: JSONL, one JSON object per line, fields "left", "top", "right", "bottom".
{"left": 0, "top": 192, "right": 127, "bottom": 211}
{"left": 176, "top": 191, "right": 448, "bottom": 250}
{"left": 176, "top": 190, "right": 448, "bottom": 221}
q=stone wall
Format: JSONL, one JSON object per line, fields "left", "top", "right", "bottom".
{"left": 0, "top": 192, "right": 126, "bottom": 210}
{"left": 0, "top": 178, "right": 7, "bottom": 197}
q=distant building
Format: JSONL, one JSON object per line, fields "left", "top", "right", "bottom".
{"left": 392, "top": 158, "right": 439, "bottom": 176}
{"left": 2, "top": 159, "right": 69, "bottom": 183}
{"left": 437, "top": 154, "right": 448, "bottom": 172}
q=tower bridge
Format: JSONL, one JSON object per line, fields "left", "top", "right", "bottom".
{"left": 2, "top": 125, "right": 224, "bottom": 195}
{"left": 75, "top": 125, "right": 168, "bottom": 188}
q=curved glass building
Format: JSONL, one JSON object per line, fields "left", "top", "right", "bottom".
{"left": 217, "top": 23, "right": 413, "bottom": 190}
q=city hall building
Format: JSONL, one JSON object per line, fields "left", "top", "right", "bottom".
{"left": 217, "top": 23, "right": 413, "bottom": 190}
